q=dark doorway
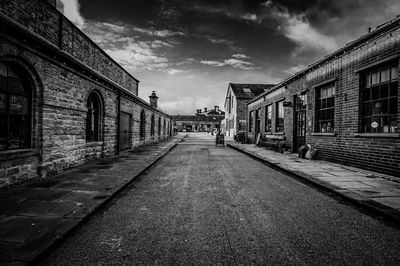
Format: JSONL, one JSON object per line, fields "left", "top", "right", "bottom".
{"left": 293, "top": 94, "right": 307, "bottom": 152}
{"left": 255, "top": 108, "right": 261, "bottom": 142}
{"left": 119, "top": 112, "right": 131, "bottom": 151}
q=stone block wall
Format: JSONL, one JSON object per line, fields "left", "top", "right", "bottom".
{"left": 0, "top": 2, "right": 172, "bottom": 187}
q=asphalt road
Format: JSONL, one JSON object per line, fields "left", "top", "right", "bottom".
{"left": 40, "top": 133, "right": 400, "bottom": 265}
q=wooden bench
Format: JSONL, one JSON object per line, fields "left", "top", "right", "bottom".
{"left": 235, "top": 132, "right": 246, "bottom": 144}
{"left": 258, "top": 134, "right": 288, "bottom": 153}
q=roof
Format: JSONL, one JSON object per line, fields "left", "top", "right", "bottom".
{"left": 171, "top": 115, "right": 224, "bottom": 122}
{"left": 249, "top": 15, "right": 400, "bottom": 104}
{"left": 229, "top": 83, "right": 275, "bottom": 99}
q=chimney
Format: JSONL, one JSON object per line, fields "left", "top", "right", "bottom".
{"left": 149, "top": 91, "right": 158, "bottom": 108}
{"left": 56, "top": 0, "right": 64, "bottom": 13}
{"left": 214, "top": 106, "right": 219, "bottom": 112}
{"left": 204, "top": 107, "right": 207, "bottom": 113}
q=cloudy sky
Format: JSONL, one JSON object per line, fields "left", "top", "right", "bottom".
{"left": 60, "top": 0, "right": 400, "bottom": 114}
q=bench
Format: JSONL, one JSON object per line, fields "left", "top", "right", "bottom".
{"left": 235, "top": 132, "right": 247, "bottom": 144}
{"left": 258, "top": 134, "right": 288, "bottom": 153}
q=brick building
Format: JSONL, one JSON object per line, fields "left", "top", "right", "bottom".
{"left": 172, "top": 106, "right": 224, "bottom": 133}
{"left": 0, "top": 0, "right": 172, "bottom": 187}
{"left": 247, "top": 17, "right": 400, "bottom": 177}
{"left": 224, "top": 83, "right": 274, "bottom": 138}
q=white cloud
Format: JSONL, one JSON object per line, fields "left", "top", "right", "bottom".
{"left": 284, "top": 64, "right": 307, "bottom": 75}
{"left": 241, "top": 13, "right": 258, "bottom": 22}
{"left": 60, "top": 0, "right": 84, "bottom": 27}
{"left": 232, "top": 54, "right": 250, "bottom": 59}
{"left": 167, "top": 69, "right": 188, "bottom": 75}
{"left": 82, "top": 21, "right": 172, "bottom": 71}
{"left": 132, "top": 27, "right": 185, "bottom": 38}
{"left": 200, "top": 58, "right": 258, "bottom": 70}
{"left": 261, "top": 1, "right": 340, "bottom": 60}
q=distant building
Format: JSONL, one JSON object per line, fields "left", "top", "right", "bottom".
{"left": 224, "top": 83, "right": 275, "bottom": 138}
{"left": 0, "top": 0, "right": 172, "bottom": 187}
{"left": 172, "top": 106, "right": 224, "bottom": 133}
{"left": 246, "top": 16, "right": 400, "bottom": 177}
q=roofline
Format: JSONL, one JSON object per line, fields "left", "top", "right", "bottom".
{"left": 249, "top": 15, "right": 400, "bottom": 104}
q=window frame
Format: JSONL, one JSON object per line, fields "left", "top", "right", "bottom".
{"left": 0, "top": 62, "right": 32, "bottom": 151}
{"left": 275, "top": 100, "right": 284, "bottom": 133}
{"left": 360, "top": 63, "right": 398, "bottom": 133}
{"left": 265, "top": 104, "right": 272, "bottom": 133}
{"left": 315, "top": 82, "right": 336, "bottom": 133}
{"left": 86, "top": 91, "right": 103, "bottom": 142}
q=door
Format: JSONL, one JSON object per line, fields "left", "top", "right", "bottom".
{"left": 294, "top": 94, "right": 306, "bottom": 151}
{"left": 255, "top": 109, "right": 261, "bottom": 141}
{"left": 119, "top": 112, "right": 131, "bottom": 151}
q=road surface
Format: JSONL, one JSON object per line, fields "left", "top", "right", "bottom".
{"left": 41, "top": 133, "right": 400, "bottom": 265}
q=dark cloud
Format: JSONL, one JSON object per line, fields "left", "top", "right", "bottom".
{"left": 74, "top": 0, "right": 400, "bottom": 114}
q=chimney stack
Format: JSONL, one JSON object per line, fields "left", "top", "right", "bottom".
{"left": 204, "top": 107, "right": 207, "bottom": 113}
{"left": 214, "top": 106, "right": 219, "bottom": 112}
{"left": 149, "top": 91, "right": 158, "bottom": 108}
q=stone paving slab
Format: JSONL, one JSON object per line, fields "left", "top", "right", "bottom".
{"left": 228, "top": 143, "right": 400, "bottom": 221}
{"left": 0, "top": 134, "right": 187, "bottom": 264}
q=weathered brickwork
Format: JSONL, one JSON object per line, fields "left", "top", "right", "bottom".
{"left": 248, "top": 18, "right": 400, "bottom": 177}
{"left": 0, "top": 1, "right": 172, "bottom": 187}
{"left": 0, "top": 0, "right": 138, "bottom": 95}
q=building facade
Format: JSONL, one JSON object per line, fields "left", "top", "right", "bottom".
{"left": 172, "top": 106, "right": 224, "bottom": 133}
{"left": 0, "top": 0, "right": 172, "bottom": 187}
{"left": 224, "top": 83, "right": 274, "bottom": 138}
{"left": 247, "top": 17, "right": 400, "bottom": 177}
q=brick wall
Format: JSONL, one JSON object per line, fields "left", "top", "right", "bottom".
{"left": 247, "top": 22, "right": 400, "bottom": 177}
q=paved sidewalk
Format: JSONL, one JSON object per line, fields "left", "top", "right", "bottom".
{"left": 228, "top": 143, "right": 400, "bottom": 223}
{"left": 0, "top": 134, "right": 187, "bottom": 264}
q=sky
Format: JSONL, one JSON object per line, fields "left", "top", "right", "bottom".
{"left": 60, "top": 0, "right": 400, "bottom": 114}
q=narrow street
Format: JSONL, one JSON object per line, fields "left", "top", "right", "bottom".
{"left": 40, "top": 133, "right": 400, "bottom": 265}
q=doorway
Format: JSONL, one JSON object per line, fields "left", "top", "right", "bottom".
{"left": 293, "top": 94, "right": 306, "bottom": 152}
{"left": 119, "top": 112, "right": 131, "bottom": 151}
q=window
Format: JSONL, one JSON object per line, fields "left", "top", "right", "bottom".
{"left": 316, "top": 83, "right": 335, "bottom": 133}
{"left": 150, "top": 114, "right": 155, "bottom": 136}
{"left": 243, "top": 88, "right": 251, "bottom": 93}
{"left": 249, "top": 110, "right": 254, "bottom": 132}
{"left": 0, "top": 63, "right": 31, "bottom": 151}
{"left": 265, "top": 105, "right": 272, "bottom": 133}
{"left": 140, "top": 110, "right": 146, "bottom": 139}
{"left": 86, "top": 92, "right": 103, "bottom": 142}
{"left": 276, "top": 101, "right": 284, "bottom": 132}
{"left": 361, "top": 64, "right": 398, "bottom": 133}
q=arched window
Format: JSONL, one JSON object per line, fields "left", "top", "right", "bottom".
{"left": 0, "top": 62, "right": 31, "bottom": 151}
{"left": 150, "top": 114, "right": 155, "bottom": 137}
{"left": 158, "top": 116, "right": 161, "bottom": 136}
{"left": 140, "top": 109, "right": 146, "bottom": 139}
{"left": 163, "top": 119, "right": 166, "bottom": 136}
{"left": 86, "top": 92, "right": 103, "bottom": 142}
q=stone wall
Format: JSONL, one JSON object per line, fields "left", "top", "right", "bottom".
{"left": 0, "top": 2, "right": 172, "bottom": 187}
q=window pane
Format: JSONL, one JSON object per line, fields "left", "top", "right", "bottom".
{"left": 380, "top": 83, "right": 389, "bottom": 98}
{"left": 363, "top": 87, "right": 370, "bottom": 101}
{"left": 9, "top": 115, "right": 29, "bottom": 149}
{"left": 381, "top": 68, "right": 390, "bottom": 82}
{"left": 389, "top": 97, "right": 397, "bottom": 114}
{"left": 372, "top": 86, "right": 379, "bottom": 99}
{"left": 391, "top": 66, "right": 398, "bottom": 80}
{"left": 390, "top": 81, "right": 398, "bottom": 97}
{"left": 0, "top": 114, "right": 7, "bottom": 151}
{"left": 371, "top": 72, "right": 379, "bottom": 85}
